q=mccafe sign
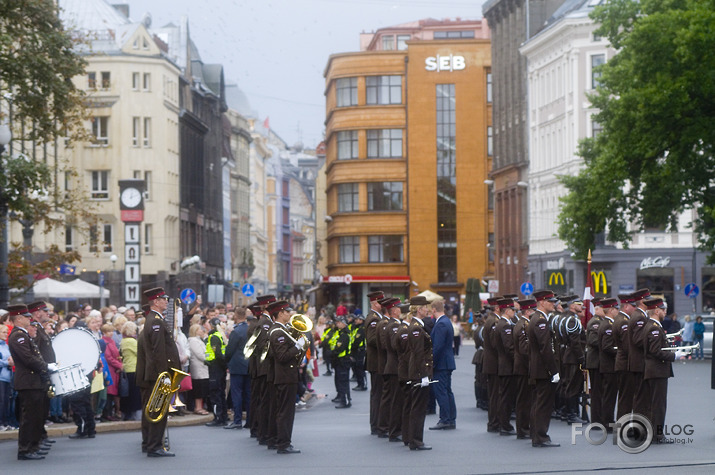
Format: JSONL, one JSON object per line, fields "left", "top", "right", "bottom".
{"left": 640, "top": 256, "right": 671, "bottom": 270}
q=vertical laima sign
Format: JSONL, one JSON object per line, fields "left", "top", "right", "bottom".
{"left": 119, "top": 179, "right": 145, "bottom": 310}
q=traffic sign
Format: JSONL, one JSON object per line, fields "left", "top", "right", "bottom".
{"left": 684, "top": 283, "right": 699, "bottom": 299}
{"left": 520, "top": 282, "right": 534, "bottom": 296}
{"left": 180, "top": 288, "right": 197, "bottom": 305}
{"left": 487, "top": 280, "right": 499, "bottom": 294}
{"left": 241, "top": 283, "right": 255, "bottom": 297}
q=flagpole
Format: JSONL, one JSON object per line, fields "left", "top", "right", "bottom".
{"left": 584, "top": 249, "right": 592, "bottom": 323}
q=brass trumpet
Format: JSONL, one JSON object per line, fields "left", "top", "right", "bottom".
{"left": 260, "top": 314, "right": 314, "bottom": 363}
{"left": 661, "top": 342, "right": 699, "bottom": 353}
{"left": 665, "top": 328, "right": 684, "bottom": 342}
{"left": 145, "top": 367, "right": 189, "bottom": 423}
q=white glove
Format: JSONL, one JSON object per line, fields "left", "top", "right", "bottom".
{"left": 47, "top": 363, "right": 59, "bottom": 372}
{"left": 550, "top": 373, "right": 560, "bottom": 384}
{"left": 674, "top": 350, "right": 687, "bottom": 360}
{"left": 295, "top": 336, "right": 306, "bottom": 350}
{"left": 420, "top": 376, "right": 429, "bottom": 388}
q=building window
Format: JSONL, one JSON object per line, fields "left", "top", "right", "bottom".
{"left": 143, "top": 73, "right": 151, "bottom": 91}
{"left": 132, "top": 72, "right": 140, "bottom": 90}
{"left": 142, "top": 37, "right": 149, "bottom": 50}
{"left": 91, "top": 116, "right": 109, "bottom": 145}
{"left": 144, "top": 170, "right": 152, "bottom": 200}
{"left": 368, "top": 235, "right": 403, "bottom": 263}
{"left": 143, "top": 117, "right": 151, "bottom": 147}
{"left": 382, "top": 35, "right": 394, "bottom": 50}
{"left": 366, "top": 75, "right": 402, "bottom": 105}
{"left": 436, "top": 84, "right": 457, "bottom": 283}
{"left": 88, "top": 72, "right": 96, "bottom": 89}
{"left": 101, "top": 71, "right": 111, "bottom": 89}
{"left": 89, "top": 225, "right": 98, "bottom": 253}
{"left": 592, "top": 118, "right": 603, "bottom": 138}
{"left": 487, "top": 126, "right": 493, "bottom": 156}
{"left": 90, "top": 170, "right": 109, "bottom": 200}
{"left": 397, "top": 35, "right": 410, "bottom": 50}
{"left": 337, "top": 183, "right": 359, "bottom": 212}
{"left": 336, "top": 77, "right": 358, "bottom": 107}
{"left": 144, "top": 223, "right": 152, "bottom": 254}
{"left": 132, "top": 117, "right": 140, "bottom": 146}
{"left": 486, "top": 70, "right": 492, "bottom": 103}
{"left": 434, "top": 30, "right": 475, "bottom": 39}
{"left": 89, "top": 224, "right": 112, "bottom": 252}
{"left": 367, "top": 129, "right": 402, "bottom": 158}
{"left": 102, "top": 224, "right": 113, "bottom": 252}
{"left": 591, "top": 54, "right": 605, "bottom": 89}
{"left": 339, "top": 236, "right": 360, "bottom": 263}
{"left": 337, "top": 130, "right": 358, "bottom": 159}
{"left": 488, "top": 233, "right": 494, "bottom": 262}
{"left": 65, "top": 225, "right": 73, "bottom": 252}
{"left": 367, "top": 182, "right": 403, "bottom": 211}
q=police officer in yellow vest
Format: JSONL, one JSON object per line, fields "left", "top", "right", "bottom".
{"left": 331, "top": 316, "right": 352, "bottom": 408}
{"left": 351, "top": 315, "right": 367, "bottom": 391}
{"left": 205, "top": 317, "right": 228, "bottom": 426}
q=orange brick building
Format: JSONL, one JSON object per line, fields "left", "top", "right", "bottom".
{"left": 323, "top": 19, "right": 493, "bottom": 312}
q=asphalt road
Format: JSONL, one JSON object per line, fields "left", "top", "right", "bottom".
{"left": 2, "top": 343, "right": 714, "bottom": 474}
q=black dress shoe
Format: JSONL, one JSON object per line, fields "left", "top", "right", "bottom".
{"left": 487, "top": 428, "right": 499, "bottom": 433}
{"left": 277, "top": 445, "right": 301, "bottom": 454}
{"left": 35, "top": 449, "right": 50, "bottom": 455}
{"left": 205, "top": 420, "right": 228, "bottom": 427}
{"left": 267, "top": 445, "right": 278, "bottom": 450}
{"left": 69, "top": 432, "right": 88, "bottom": 439}
{"left": 331, "top": 396, "right": 341, "bottom": 403}
{"left": 410, "top": 445, "right": 432, "bottom": 451}
{"left": 377, "top": 432, "right": 389, "bottom": 438}
{"left": 517, "top": 434, "right": 530, "bottom": 440}
{"left": 87, "top": 433, "right": 96, "bottom": 438}
{"left": 147, "top": 449, "right": 176, "bottom": 457}
{"left": 532, "top": 441, "right": 560, "bottom": 448}
{"left": 43, "top": 438, "right": 56, "bottom": 444}
{"left": 389, "top": 436, "right": 403, "bottom": 443}
{"left": 224, "top": 422, "right": 243, "bottom": 430}
{"left": 429, "top": 422, "right": 451, "bottom": 430}
{"left": 335, "top": 402, "right": 352, "bottom": 409}
{"left": 18, "top": 452, "right": 45, "bottom": 460}
{"left": 353, "top": 386, "right": 367, "bottom": 391}
{"left": 323, "top": 371, "right": 332, "bottom": 376}
{"left": 258, "top": 439, "right": 268, "bottom": 446}
{"left": 500, "top": 430, "right": 517, "bottom": 436}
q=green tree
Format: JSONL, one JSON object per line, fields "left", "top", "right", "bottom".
{"left": 557, "top": 0, "right": 715, "bottom": 260}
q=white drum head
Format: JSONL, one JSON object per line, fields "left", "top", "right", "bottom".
{"left": 52, "top": 328, "right": 101, "bottom": 375}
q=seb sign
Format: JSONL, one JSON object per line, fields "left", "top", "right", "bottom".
{"left": 425, "top": 54, "right": 466, "bottom": 72}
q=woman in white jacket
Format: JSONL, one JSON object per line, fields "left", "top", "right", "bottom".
{"left": 188, "top": 324, "right": 210, "bottom": 415}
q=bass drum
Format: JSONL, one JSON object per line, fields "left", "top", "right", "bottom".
{"left": 52, "top": 328, "right": 101, "bottom": 375}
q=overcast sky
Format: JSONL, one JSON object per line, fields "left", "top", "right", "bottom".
{"left": 124, "top": 0, "right": 486, "bottom": 148}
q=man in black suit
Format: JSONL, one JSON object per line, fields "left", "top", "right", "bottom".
{"left": 137, "top": 287, "right": 181, "bottom": 457}
{"left": 7, "top": 304, "right": 52, "bottom": 460}
{"left": 267, "top": 300, "right": 302, "bottom": 454}
{"left": 225, "top": 308, "right": 250, "bottom": 429}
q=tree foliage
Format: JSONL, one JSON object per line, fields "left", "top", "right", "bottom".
{"left": 557, "top": 0, "right": 715, "bottom": 260}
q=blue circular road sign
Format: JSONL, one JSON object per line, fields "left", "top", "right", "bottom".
{"left": 241, "top": 283, "right": 255, "bottom": 297}
{"left": 684, "top": 283, "right": 699, "bottom": 299}
{"left": 180, "top": 288, "right": 196, "bottom": 305}
{"left": 520, "top": 282, "right": 534, "bottom": 296}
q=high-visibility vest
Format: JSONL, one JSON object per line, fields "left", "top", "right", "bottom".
{"left": 205, "top": 330, "right": 226, "bottom": 361}
{"left": 330, "top": 329, "right": 349, "bottom": 358}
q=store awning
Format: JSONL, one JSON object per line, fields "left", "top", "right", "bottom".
{"left": 322, "top": 274, "right": 411, "bottom": 284}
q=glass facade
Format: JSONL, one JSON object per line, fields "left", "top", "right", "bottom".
{"left": 436, "top": 84, "right": 457, "bottom": 282}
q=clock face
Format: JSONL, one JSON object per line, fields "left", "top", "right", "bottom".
{"left": 121, "top": 187, "right": 142, "bottom": 208}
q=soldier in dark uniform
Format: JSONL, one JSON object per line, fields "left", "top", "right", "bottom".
{"left": 406, "top": 296, "right": 433, "bottom": 450}
{"left": 381, "top": 298, "right": 404, "bottom": 442}
{"left": 364, "top": 290, "right": 385, "bottom": 435}
{"left": 471, "top": 310, "right": 487, "bottom": 410}
{"left": 627, "top": 288, "right": 651, "bottom": 416}
{"left": 7, "top": 304, "right": 52, "bottom": 460}
{"left": 585, "top": 300, "right": 603, "bottom": 425}
{"left": 481, "top": 297, "right": 499, "bottom": 433}
{"left": 250, "top": 294, "right": 277, "bottom": 446}
{"left": 332, "top": 315, "right": 352, "bottom": 408}
{"left": 394, "top": 304, "right": 412, "bottom": 444}
{"left": 375, "top": 297, "right": 396, "bottom": 437}
{"left": 598, "top": 298, "right": 619, "bottom": 429}
{"left": 560, "top": 296, "right": 586, "bottom": 424}
{"left": 246, "top": 302, "right": 264, "bottom": 437}
{"left": 28, "top": 301, "right": 57, "bottom": 446}
{"left": 642, "top": 298, "right": 686, "bottom": 441}
{"left": 529, "top": 291, "right": 561, "bottom": 448}
{"left": 494, "top": 298, "right": 517, "bottom": 436}
{"left": 351, "top": 314, "right": 367, "bottom": 391}
{"left": 514, "top": 299, "right": 535, "bottom": 439}
{"left": 614, "top": 292, "right": 637, "bottom": 418}
{"left": 137, "top": 288, "right": 181, "bottom": 457}
{"left": 266, "top": 300, "right": 302, "bottom": 454}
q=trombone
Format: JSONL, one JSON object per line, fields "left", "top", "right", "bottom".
{"left": 661, "top": 342, "right": 699, "bottom": 353}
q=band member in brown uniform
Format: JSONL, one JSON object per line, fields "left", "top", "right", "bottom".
{"left": 246, "top": 302, "right": 263, "bottom": 437}
{"left": 394, "top": 304, "right": 412, "bottom": 443}
{"left": 560, "top": 296, "right": 585, "bottom": 424}
{"left": 364, "top": 290, "right": 384, "bottom": 435}
{"left": 642, "top": 298, "right": 686, "bottom": 441}
{"left": 585, "top": 299, "right": 603, "bottom": 425}
{"left": 514, "top": 299, "right": 535, "bottom": 439}
{"left": 28, "top": 301, "right": 57, "bottom": 446}
{"left": 627, "top": 288, "right": 650, "bottom": 415}
{"left": 406, "top": 296, "right": 433, "bottom": 450}
{"left": 494, "top": 298, "right": 517, "bottom": 436}
{"left": 482, "top": 297, "right": 500, "bottom": 433}
{"left": 7, "top": 305, "right": 52, "bottom": 460}
{"left": 598, "top": 298, "right": 619, "bottom": 429}
{"left": 529, "top": 291, "right": 561, "bottom": 447}
{"left": 267, "top": 300, "right": 302, "bottom": 454}
{"left": 137, "top": 287, "right": 181, "bottom": 457}
{"left": 247, "top": 294, "right": 276, "bottom": 440}
{"left": 382, "top": 298, "right": 404, "bottom": 442}
{"left": 614, "top": 292, "right": 636, "bottom": 418}
{"left": 376, "top": 297, "right": 397, "bottom": 438}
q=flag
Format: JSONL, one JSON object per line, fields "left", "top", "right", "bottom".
{"left": 59, "top": 263, "right": 76, "bottom": 275}
{"left": 263, "top": 116, "right": 270, "bottom": 132}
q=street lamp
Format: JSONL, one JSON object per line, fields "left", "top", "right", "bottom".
{"left": 0, "top": 123, "right": 12, "bottom": 309}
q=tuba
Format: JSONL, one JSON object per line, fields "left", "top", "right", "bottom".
{"left": 243, "top": 327, "right": 261, "bottom": 359}
{"left": 144, "top": 367, "right": 190, "bottom": 423}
